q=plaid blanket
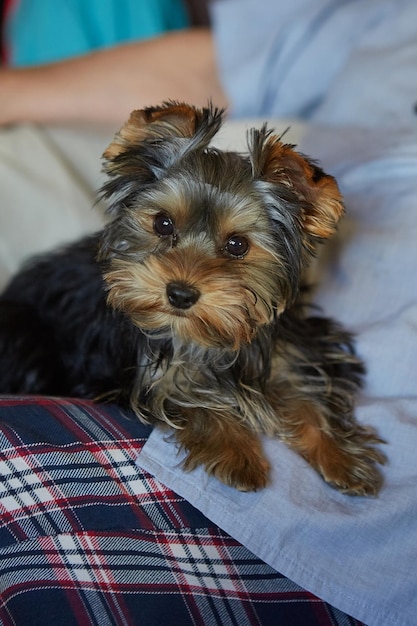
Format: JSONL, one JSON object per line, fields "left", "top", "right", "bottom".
{"left": 0, "top": 396, "right": 362, "bottom": 625}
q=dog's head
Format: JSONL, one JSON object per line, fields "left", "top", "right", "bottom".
{"left": 99, "top": 102, "right": 343, "bottom": 350}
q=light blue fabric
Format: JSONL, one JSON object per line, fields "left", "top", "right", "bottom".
{"left": 137, "top": 124, "right": 417, "bottom": 626}
{"left": 5, "top": 0, "right": 189, "bottom": 67}
{"left": 211, "top": 0, "right": 417, "bottom": 129}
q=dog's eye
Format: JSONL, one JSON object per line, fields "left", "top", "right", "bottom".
{"left": 225, "top": 235, "right": 249, "bottom": 258}
{"left": 154, "top": 213, "right": 175, "bottom": 237}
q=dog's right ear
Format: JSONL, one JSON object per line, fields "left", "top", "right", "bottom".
{"left": 103, "top": 101, "right": 224, "bottom": 163}
{"left": 100, "top": 101, "right": 224, "bottom": 216}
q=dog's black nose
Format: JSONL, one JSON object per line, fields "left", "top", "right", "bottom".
{"left": 166, "top": 282, "right": 200, "bottom": 310}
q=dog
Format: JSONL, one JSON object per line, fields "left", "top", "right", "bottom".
{"left": 0, "top": 102, "right": 385, "bottom": 494}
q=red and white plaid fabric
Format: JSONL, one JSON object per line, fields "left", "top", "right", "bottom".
{"left": 0, "top": 396, "right": 363, "bottom": 625}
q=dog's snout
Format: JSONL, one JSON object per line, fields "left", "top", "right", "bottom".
{"left": 166, "top": 282, "right": 200, "bottom": 310}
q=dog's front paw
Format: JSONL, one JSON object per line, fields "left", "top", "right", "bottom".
{"left": 183, "top": 445, "right": 270, "bottom": 492}
{"left": 174, "top": 412, "right": 271, "bottom": 491}
{"left": 321, "top": 454, "right": 384, "bottom": 496}
{"left": 317, "top": 430, "right": 387, "bottom": 496}
{"left": 177, "top": 420, "right": 271, "bottom": 492}
{"left": 212, "top": 451, "right": 270, "bottom": 492}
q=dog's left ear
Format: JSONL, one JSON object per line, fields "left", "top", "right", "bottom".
{"left": 249, "top": 126, "right": 344, "bottom": 240}
{"left": 103, "top": 101, "right": 224, "bottom": 161}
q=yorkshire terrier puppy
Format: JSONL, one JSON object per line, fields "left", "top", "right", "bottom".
{"left": 0, "top": 102, "right": 385, "bottom": 494}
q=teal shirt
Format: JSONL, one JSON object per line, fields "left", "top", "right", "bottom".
{"left": 5, "top": 0, "right": 190, "bottom": 67}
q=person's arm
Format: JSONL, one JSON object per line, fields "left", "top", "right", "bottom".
{"left": 0, "top": 29, "right": 227, "bottom": 126}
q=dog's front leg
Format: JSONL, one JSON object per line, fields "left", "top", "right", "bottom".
{"left": 267, "top": 396, "right": 386, "bottom": 496}
{"left": 174, "top": 408, "right": 270, "bottom": 491}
